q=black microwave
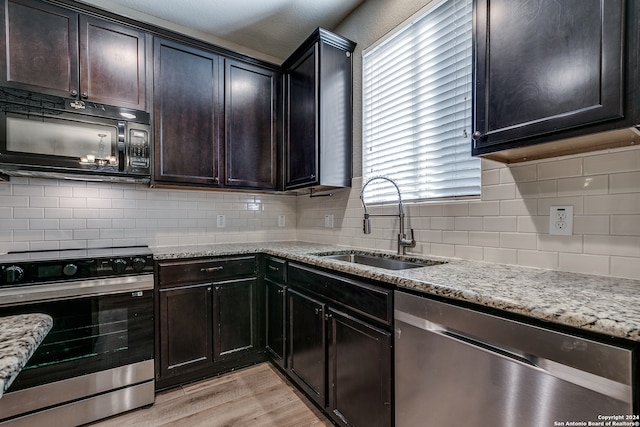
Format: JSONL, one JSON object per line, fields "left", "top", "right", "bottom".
{"left": 0, "top": 87, "right": 151, "bottom": 183}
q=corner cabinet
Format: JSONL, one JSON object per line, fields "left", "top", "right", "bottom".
{"left": 155, "top": 256, "right": 263, "bottom": 390}
{"left": 264, "top": 256, "right": 287, "bottom": 368}
{"left": 0, "top": 0, "right": 149, "bottom": 110}
{"left": 283, "top": 28, "right": 356, "bottom": 190}
{"left": 472, "top": 0, "right": 640, "bottom": 163}
{"left": 286, "top": 263, "right": 392, "bottom": 427}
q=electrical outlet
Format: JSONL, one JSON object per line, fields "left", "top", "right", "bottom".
{"left": 278, "top": 215, "right": 286, "bottom": 227}
{"left": 217, "top": 214, "right": 226, "bottom": 228}
{"left": 549, "top": 206, "right": 573, "bottom": 236}
{"left": 324, "top": 214, "right": 334, "bottom": 228}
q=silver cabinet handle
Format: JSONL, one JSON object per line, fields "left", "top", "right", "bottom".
{"left": 200, "top": 266, "right": 224, "bottom": 273}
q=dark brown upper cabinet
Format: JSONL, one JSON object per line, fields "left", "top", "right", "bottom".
{"left": 0, "top": 0, "right": 149, "bottom": 110}
{"left": 283, "top": 28, "right": 356, "bottom": 191}
{"left": 472, "top": 0, "right": 640, "bottom": 163}
{"left": 224, "top": 60, "right": 281, "bottom": 190}
{"left": 153, "top": 38, "right": 223, "bottom": 187}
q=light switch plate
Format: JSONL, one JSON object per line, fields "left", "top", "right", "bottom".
{"left": 278, "top": 215, "right": 286, "bottom": 227}
{"left": 217, "top": 214, "right": 226, "bottom": 228}
{"left": 549, "top": 206, "right": 573, "bottom": 235}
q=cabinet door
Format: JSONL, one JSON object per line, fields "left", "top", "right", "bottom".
{"left": 0, "top": 0, "right": 79, "bottom": 97}
{"left": 225, "top": 60, "right": 279, "bottom": 189}
{"left": 213, "top": 278, "right": 257, "bottom": 360}
{"left": 473, "top": 0, "right": 625, "bottom": 151}
{"left": 328, "top": 309, "right": 392, "bottom": 427}
{"left": 79, "top": 16, "right": 148, "bottom": 110}
{"left": 158, "top": 284, "right": 213, "bottom": 379}
{"left": 288, "top": 289, "right": 326, "bottom": 407}
{"left": 265, "top": 279, "right": 286, "bottom": 367}
{"left": 153, "top": 38, "right": 222, "bottom": 186}
{"left": 286, "top": 44, "right": 318, "bottom": 189}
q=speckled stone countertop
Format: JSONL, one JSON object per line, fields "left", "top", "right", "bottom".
{"left": 0, "top": 313, "right": 52, "bottom": 398}
{"left": 152, "top": 241, "right": 640, "bottom": 342}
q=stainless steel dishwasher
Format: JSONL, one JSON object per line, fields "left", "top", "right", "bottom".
{"left": 394, "top": 291, "right": 636, "bottom": 427}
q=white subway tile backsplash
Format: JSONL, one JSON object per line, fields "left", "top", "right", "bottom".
{"left": 484, "top": 247, "right": 517, "bottom": 264}
{"left": 500, "top": 232, "right": 537, "bottom": 250}
{"left": 611, "top": 256, "right": 640, "bottom": 280}
{"left": 583, "top": 149, "right": 640, "bottom": 175}
{"left": 536, "top": 158, "right": 582, "bottom": 179}
{"left": 585, "top": 194, "right": 640, "bottom": 215}
{"left": 14, "top": 208, "right": 44, "bottom": 219}
{"left": 611, "top": 215, "right": 640, "bottom": 236}
{"left": 537, "top": 235, "right": 583, "bottom": 253}
{"left": 557, "top": 175, "right": 608, "bottom": 197}
{"left": 481, "top": 183, "right": 516, "bottom": 200}
{"left": 517, "top": 250, "right": 558, "bottom": 269}
{"left": 609, "top": 171, "right": 640, "bottom": 194}
{"left": 558, "top": 253, "right": 610, "bottom": 276}
{"left": 573, "top": 216, "right": 609, "bottom": 235}
{"left": 1, "top": 144, "right": 639, "bottom": 277}
{"left": 584, "top": 235, "right": 640, "bottom": 257}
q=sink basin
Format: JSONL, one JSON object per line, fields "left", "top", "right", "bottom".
{"left": 319, "top": 252, "right": 445, "bottom": 270}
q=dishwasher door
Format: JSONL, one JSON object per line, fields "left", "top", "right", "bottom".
{"left": 394, "top": 291, "right": 635, "bottom": 427}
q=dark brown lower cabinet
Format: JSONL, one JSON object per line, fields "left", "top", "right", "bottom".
{"left": 286, "top": 264, "right": 393, "bottom": 427}
{"left": 213, "top": 279, "right": 258, "bottom": 360}
{"left": 328, "top": 309, "right": 392, "bottom": 427}
{"left": 265, "top": 279, "right": 286, "bottom": 367}
{"left": 159, "top": 283, "right": 213, "bottom": 380}
{"left": 288, "top": 289, "right": 327, "bottom": 407}
{"left": 156, "top": 256, "right": 262, "bottom": 390}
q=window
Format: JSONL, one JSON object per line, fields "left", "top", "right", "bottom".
{"left": 362, "top": 0, "right": 479, "bottom": 204}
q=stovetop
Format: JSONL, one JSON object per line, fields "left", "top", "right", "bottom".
{"left": 0, "top": 246, "right": 154, "bottom": 287}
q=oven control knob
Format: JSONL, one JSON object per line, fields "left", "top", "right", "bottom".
{"left": 112, "top": 258, "right": 128, "bottom": 274}
{"left": 131, "top": 257, "right": 147, "bottom": 272}
{"left": 5, "top": 266, "right": 24, "bottom": 283}
{"left": 63, "top": 263, "right": 78, "bottom": 276}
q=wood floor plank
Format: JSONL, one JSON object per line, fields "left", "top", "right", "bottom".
{"left": 89, "top": 364, "right": 332, "bottom": 427}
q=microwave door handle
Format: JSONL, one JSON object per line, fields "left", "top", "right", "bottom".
{"left": 117, "top": 121, "right": 126, "bottom": 172}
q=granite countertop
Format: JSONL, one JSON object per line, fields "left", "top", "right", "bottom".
{"left": 0, "top": 313, "right": 53, "bottom": 398}
{"left": 152, "top": 241, "right": 640, "bottom": 342}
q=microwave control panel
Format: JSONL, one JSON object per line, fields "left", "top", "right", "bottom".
{"left": 129, "top": 128, "right": 150, "bottom": 169}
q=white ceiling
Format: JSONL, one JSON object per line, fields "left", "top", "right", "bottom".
{"left": 86, "top": 0, "right": 364, "bottom": 62}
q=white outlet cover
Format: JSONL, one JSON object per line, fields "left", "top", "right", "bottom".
{"left": 324, "top": 214, "right": 334, "bottom": 228}
{"left": 549, "top": 206, "right": 573, "bottom": 236}
{"left": 278, "top": 215, "right": 286, "bottom": 227}
{"left": 217, "top": 214, "right": 226, "bottom": 228}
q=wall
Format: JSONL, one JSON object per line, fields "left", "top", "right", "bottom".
{"left": 0, "top": 177, "right": 297, "bottom": 253}
{"left": 295, "top": 0, "right": 640, "bottom": 280}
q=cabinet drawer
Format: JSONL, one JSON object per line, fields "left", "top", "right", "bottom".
{"left": 158, "top": 256, "right": 256, "bottom": 287}
{"left": 265, "top": 257, "right": 286, "bottom": 282}
{"left": 288, "top": 263, "right": 392, "bottom": 326}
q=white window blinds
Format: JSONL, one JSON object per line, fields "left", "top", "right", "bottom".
{"left": 362, "top": 0, "right": 479, "bottom": 204}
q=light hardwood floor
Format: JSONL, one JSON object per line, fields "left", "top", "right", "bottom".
{"left": 89, "top": 363, "right": 333, "bottom": 427}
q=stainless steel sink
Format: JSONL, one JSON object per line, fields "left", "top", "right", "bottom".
{"left": 319, "top": 252, "right": 444, "bottom": 270}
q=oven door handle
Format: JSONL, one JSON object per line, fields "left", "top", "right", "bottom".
{"left": 0, "top": 274, "right": 154, "bottom": 305}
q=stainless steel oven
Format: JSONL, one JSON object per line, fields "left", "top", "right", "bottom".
{"left": 0, "top": 247, "right": 155, "bottom": 427}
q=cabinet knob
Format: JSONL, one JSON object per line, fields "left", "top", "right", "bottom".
{"left": 310, "top": 174, "right": 316, "bottom": 179}
{"left": 472, "top": 131, "right": 482, "bottom": 140}
{"left": 314, "top": 307, "right": 321, "bottom": 315}
{"left": 70, "top": 90, "right": 78, "bottom": 97}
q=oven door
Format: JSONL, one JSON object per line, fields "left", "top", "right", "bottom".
{"left": 0, "top": 275, "right": 154, "bottom": 392}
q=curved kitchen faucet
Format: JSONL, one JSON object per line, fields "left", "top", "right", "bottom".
{"left": 360, "top": 176, "right": 416, "bottom": 255}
